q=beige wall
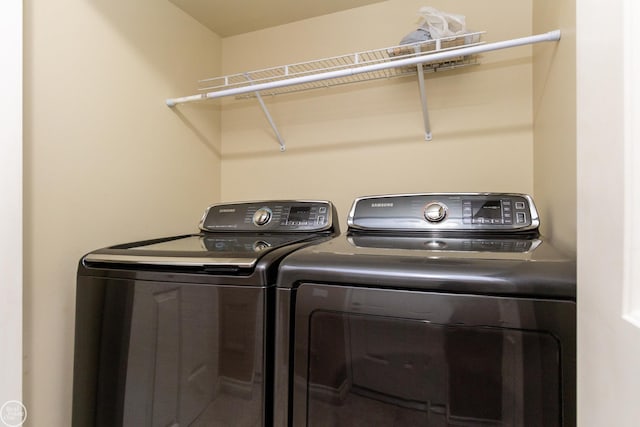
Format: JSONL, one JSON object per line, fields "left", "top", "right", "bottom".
{"left": 220, "top": 0, "right": 534, "bottom": 220}
{"left": 533, "top": 0, "right": 577, "bottom": 256}
{"left": 23, "top": 0, "right": 221, "bottom": 425}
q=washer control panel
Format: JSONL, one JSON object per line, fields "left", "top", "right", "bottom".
{"left": 348, "top": 193, "right": 539, "bottom": 233}
{"left": 199, "top": 200, "right": 335, "bottom": 232}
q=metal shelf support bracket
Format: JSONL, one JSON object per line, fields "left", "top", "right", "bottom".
{"left": 246, "top": 74, "right": 286, "bottom": 151}
{"left": 415, "top": 46, "right": 433, "bottom": 141}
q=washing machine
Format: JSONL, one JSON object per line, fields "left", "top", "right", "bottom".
{"left": 72, "top": 200, "right": 339, "bottom": 427}
{"left": 274, "top": 193, "right": 576, "bottom": 427}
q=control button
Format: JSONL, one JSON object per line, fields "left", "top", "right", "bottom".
{"left": 424, "top": 202, "right": 448, "bottom": 223}
{"left": 252, "top": 208, "right": 272, "bottom": 226}
{"left": 516, "top": 212, "right": 527, "bottom": 224}
{"left": 318, "top": 206, "right": 327, "bottom": 214}
{"left": 504, "top": 214, "right": 512, "bottom": 225}
{"left": 515, "top": 201, "right": 526, "bottom": 210}
{"left": 317, "top": 216, "right": 325, "bottom": 224}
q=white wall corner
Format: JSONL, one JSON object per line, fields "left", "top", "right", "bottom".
{"left": 0, "top": 0, "right": 24, "bottom": 420}
{"left": 623, "top": 0, "right": 640, "bottom": 328}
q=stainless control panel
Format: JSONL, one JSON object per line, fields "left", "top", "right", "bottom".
{"left": 347, "top": 193, "right": 539, "bottom": 233}
{"left": 199, "top": 200, "right": 334, "bottom": 232}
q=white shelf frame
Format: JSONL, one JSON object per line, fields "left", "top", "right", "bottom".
{"left": 166, "top": 30, "right": 561, "bottom": 151}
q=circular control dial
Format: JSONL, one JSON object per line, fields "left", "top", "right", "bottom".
{"left": 252, "top": 207, "right": 272, "bottom": 226}
{"left": 424, "top": 202, "right": 448, "bottom": 223}
{"left": 253, "top": 240, "right": 271, "bottom": 251}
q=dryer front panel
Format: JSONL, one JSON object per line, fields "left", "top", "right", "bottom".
{"left": 287, "top": 284, "right": 575, "bottom": 427}
{"left": 72, "top": 276, "right": 270, "bottom": 427}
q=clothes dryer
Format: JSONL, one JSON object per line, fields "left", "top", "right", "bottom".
{"left": 275, "top": 193, "right": 575, "bottom": 427}
{"left": 72, "top": 200, "right": 339, "bottom": 427}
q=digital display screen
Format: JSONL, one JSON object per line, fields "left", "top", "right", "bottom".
{"left": 288, "top": 206, "right": 311, "bottom": 222}
{"left": 472, "top": 200, "right": 503, "bottom": 220}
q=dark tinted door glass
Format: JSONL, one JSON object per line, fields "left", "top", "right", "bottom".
{"left": 306, "top": 311, "right": 560, "bottom": 427}
{"left": 122, "top": 283, "right": 264, "bottom": 426}
{"left": 76, "top": 278, "right": 266, "bottom": 427}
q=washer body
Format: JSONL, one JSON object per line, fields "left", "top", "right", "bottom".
{"left": 72, "top": 200, "right": 338, "bottom": 427}
{"left": 275, "top": 193, "right": 576, "bottom": 426}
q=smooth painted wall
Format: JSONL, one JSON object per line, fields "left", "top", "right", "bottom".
{"left": 533, "top": 0, "right": 577, "bottom": 256}
{"left": 220, "top": 0, "right": 534, "bottom": 219}
{"left": 23, "top": 0, "right": 222, "bottom": 425}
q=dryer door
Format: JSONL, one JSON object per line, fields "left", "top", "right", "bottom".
{"left": 72, "top": 276, "right": 268, "bottom": 427}
{"left": 289, "top": 284, "right": 575, "bottom": 427}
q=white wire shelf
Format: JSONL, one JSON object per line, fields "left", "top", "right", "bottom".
{"left": 198, "top": 31, "right": 485, "bottom": 100}
{"left": 166, "top": 30, "right": 561, "bottom": 151}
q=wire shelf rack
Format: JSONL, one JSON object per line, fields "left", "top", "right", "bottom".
{"left": 197, "top": 31, "right": 485, "bottom": 99}
{"left": 165, "top": 30, "right": 561, "bottom": 151}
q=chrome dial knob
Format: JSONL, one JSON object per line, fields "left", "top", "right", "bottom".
{"left": 253, "top": 208, "right": 272, "bottom": 226}
{"left": 253, "top": 240, "right": 271, "bottom": 251}
{"left": 424, "top": 202, "right": 447, "bottom": 223}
